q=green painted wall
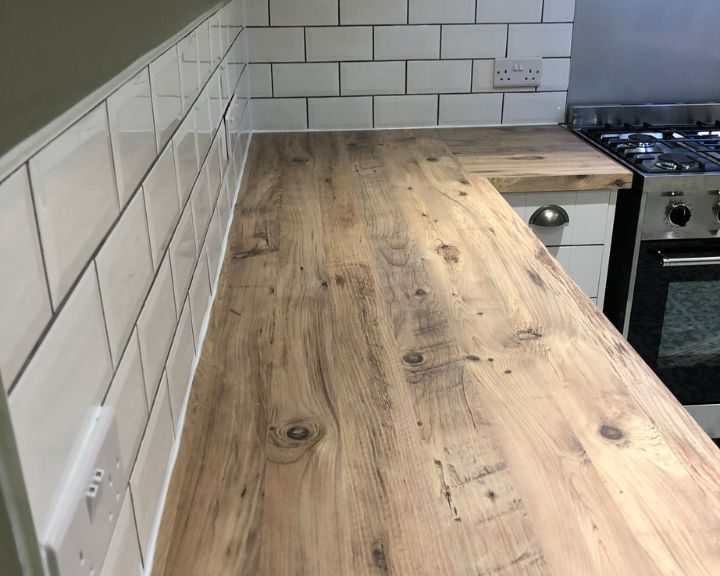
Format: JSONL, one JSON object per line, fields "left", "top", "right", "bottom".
{"left": 0, "top": 0, "right": 221, "bottom": 157}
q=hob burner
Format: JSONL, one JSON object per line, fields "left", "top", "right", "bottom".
{"left": 627, "top": 133, "right": 658, "bottom": 143}
{"left": 656, "top": 153, "right": 700, "bottom": 172}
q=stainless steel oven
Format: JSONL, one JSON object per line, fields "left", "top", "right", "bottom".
{"left": 628, "top": 238, "right": 720, "bottom": 436}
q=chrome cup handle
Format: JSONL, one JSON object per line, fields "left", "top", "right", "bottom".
{"left": 529, "top": 205, "right": 570, "bottom": 228}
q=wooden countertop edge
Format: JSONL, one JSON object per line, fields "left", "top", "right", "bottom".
{"left": 484, "top": 171, "right": 634, "bottom": 193}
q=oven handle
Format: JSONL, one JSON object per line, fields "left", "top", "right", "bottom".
{"left": 658, "top": 251, "right": 720, "bottom": 267}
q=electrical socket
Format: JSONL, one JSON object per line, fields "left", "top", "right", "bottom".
{"left": 494, "top": 58, "right": 543, "bottom": 88}
{"left": 43, "top": 407, "right": 126, "bottom": 576}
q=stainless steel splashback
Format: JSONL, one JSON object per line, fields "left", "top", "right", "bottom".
{"left": 568, "top": 0, "right": 720, "bottom": 105}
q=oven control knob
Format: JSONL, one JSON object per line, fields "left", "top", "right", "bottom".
{"left": 667, "top": 202, "right": 691, "bottom": 227}
{"left": 714, "top": 203, "right": 720, "bottom": 223}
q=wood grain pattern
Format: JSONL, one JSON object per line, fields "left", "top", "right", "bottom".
{"left": 152, "top": 130, "right": 720, "bottom": 576}
{"left": 438, "top": 125, "right": 634, "bottom": 192}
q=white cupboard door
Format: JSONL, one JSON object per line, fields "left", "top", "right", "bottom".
{"left": 547, "top": 245, "right": 605, "bottom": 298}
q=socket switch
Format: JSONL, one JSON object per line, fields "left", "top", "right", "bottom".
{"left": 494, "top": 58, "right": 543, "bottom": 88}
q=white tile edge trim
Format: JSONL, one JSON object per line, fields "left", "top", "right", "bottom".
{"left": 0, "top": 0, "right": 232, "bottom": 183}
{"left": 140, "top": 131, "right": 251, "bottom": 576}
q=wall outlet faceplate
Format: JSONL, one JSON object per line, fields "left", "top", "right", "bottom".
{"left": 43, "top": 407, "right": 126, "bottom": 576}
{"left": 494, "top": 58, "right": 543, "bottom": 88}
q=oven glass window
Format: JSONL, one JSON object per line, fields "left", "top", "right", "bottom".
{"left": 657, "top": 280, "right": 720, "bottom": 368}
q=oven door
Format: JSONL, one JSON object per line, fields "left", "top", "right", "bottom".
{"left": 628, "top": 239, "right": 720, "bottom": 436}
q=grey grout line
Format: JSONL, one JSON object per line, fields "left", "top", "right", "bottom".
{"left": 92, "top": 260, "right": 116, "bottom": 371}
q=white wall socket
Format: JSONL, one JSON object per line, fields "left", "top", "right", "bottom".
{"left": 43, "top": 407, "right": 126, "bottom": 576}
{"left": 494, "top": 58, "right": 543, "bottom": 88}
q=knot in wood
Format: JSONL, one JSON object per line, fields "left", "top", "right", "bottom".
{"left": 600, "top": 424, "right": 624, "bottom": 441}
{"left": 426, "top": 156, "right": 439, "bottom": 162}
{"left": 415, "top": 288, "right": 427, "bottom": 295}
{"left": 436, "top": 244, "right": 460, "bottom": 264}
{"left": 402, "top": 351, "right": 424, "bottom": 365}
{"left": 271, "top": 419, "right": 324, "bottom": 447}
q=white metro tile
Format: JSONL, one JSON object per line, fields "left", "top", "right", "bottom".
{"left": 340, "top": 0, "right": 407, "bottom": 24}
{"left": 206, "top": 208, "right": 223, "bottom": 293}
{"left": 149, "top": 46, "right": 183, "bottom": 150}
{"left": 439, "top": 93, "right": 503, "bottom": 126}
{"left": 29, "top": 104, "right": 119, "bottom": 306}
{"left": 407, "top": 60, "right": 472, "bottom": 94}
{"left": 308, "top": 97, "right": 372, "bottom": 130}
{"left": 441, "top": 25, "right": 507, "bottom": 59}
{"left": 228, "top": 0, "right": 246, "bottom": 30}
{"left": 209, "top": 14, "right": 223, "bottom": 68}
{"left": 103, "top": 330, "right": 148, "bottom": 473}
{"left": 208, "top": 72, "right": 224, "bottom": 134}
{"left": 191, "top": 166, "right": 212, "bottom": 248}
{"left": 409, "top": 0, "right": 475, "bottom": 23}
{"left": 189, "top": 246, "right": 211, "bottom": 349}
{"left": 246, "top": 0, "right": 269, "bottom": 26}
{"left": 374, "top": 95, "right": 438, "bottom": 128}
{"left": 539, "top": 58, "right": 571, "bottom": 91}
{"left": 507, "top": 23, "right": 573, "bottom": 57}
{"left": 107, "top": 68, "right": 157, "bottom": 208}
{"left": 165, "top": 299, "right": 195, "bottom": 427}
{"left": 270, "top": 0, "right": 338, "bottom": 25}
{"left": 169, "top": 203, "right": 198, "bottom": 316}
{"left": 374, "top": 25, "right": 440, "bottom": 60}
{"left": 250, "top": 64, "right": 273, "bottom": 97}
{"left": 194, "top": 90, "right": 213, "bottom": 160}
{"left": 9, "top": 267, "right": 113, "bottom": 534}
{"left": 173, "top": 114, "right": 200, "bottom": 205}
{"left": 95, "top": 189, "right": 153, "bottom": 364}
{"left": 130, "top": 378, "right": 174, "bottom": 559}
{"left": 543, "top": 0, "right": 576, "bottom": 22}
{"left": 142, "top": 144, "right": 181, "bottom": 269}
{"left": 503, "top": 91, "right": 567, "bottom": 124}
{"left": 137, "top": 253, "right": 177, "bottom": 407}
{"left": 178, "top": 31, "right": 201, "bottom": 113}
{"left": 0, "top": 167, "right": 51, "bottom": 387}
{"left": 196, "top": 20, "right": 212, "bottom": 85}
{"left": 273, "top": 63, "right": 339, "bottom": 97}
{"left": 476, "top": 0, "right": 543, "bottom": 23}
{"left": 206, "top": 138, "right": 222, "bottom": 205}
{"left": 306, "top": 27, "right": 372, "bottom": 62}
{"left": 217, "top": 178, "right": 232, "bottom": 231}
{"left": 341, "top": 61, "right": 405, "bottom": 96}
{"left": 99, "top": 492, "right": 142, "bottom": 576}
{"left": 247, "top": 27, "right": 305, "bottom": 62}
{"left": 252, "top": 98, "right": 308, "bottom": 130}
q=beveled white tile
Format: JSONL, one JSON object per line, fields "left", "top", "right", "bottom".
{"left": 103, "top": 329, "right": 148, "bottom": 473}
{"left": 247, "top": 0, "right": 269, "bottom": 26}
{"left": 209, "top": 14, "right": 223, "bottom": 68}
{"left": 228, "top": 0, "right": 246, "bottom": 28}
{"left": 217, "top": 178, "right": 231, "bottom": 232}
{"left": 407, "top": 60, "right": 472, "bottom": 94}
{"left": 439, "top": 93, "right": 503, "bottom": 125}
{"left": 273, "top": 63, "right": 339, "bottom": 98}
{"left": 137, "top": 253, "right": 176, "bottom": 407}
{"left": 539, "top": 58, "right": 571, "bottom": 91}
{"left": 95, "top": 189, "right": 153, "bottom": 364}
{"left": 130, "top": 376, "right": 174, "bottom": 559}
{"left": 507, "top": 23, "right": 573, "bottom": 57}
{"left": 441, "top": 25, "right": 507, "bottom": 59}
{"left": 173, "top": 114, "right": 199, "bottom": 205}
{"left": 165, "top": 299, "right": 195, "bottom": 427}
{"left": 208, "top": 71, "right": 224, "bottom": 134}
{"left": 99, "top": 491, "right": 142, "bottom": 576}
{"left": 29, "top": 104, "right": 119, "bottom": 306}
{"left": 191, "top": 165, "right": 212, "bottom": 249}
{"left": 9, "top": 267, "right": 113, "bottom": 533}
{"left": 252, "top": 98, "right": 307, "bottom": 131}
{"left": 218, "top": 121, "right": 229, "bottom": 177}
{"left": 308, "top": 97, "right": 373, "bottom": 129}
{"left": 374, "top": 25, "right": 440, "bottom": 60}
{"left": 194, "top": 90, "right": 214, "bottom": 161}
{"left": 142, "top": 144, "right": 181, "bottom": 269}
{"left": 476, "top": 0, "right": 543, "bottom": 23}
{"left": 270, "top": 0, "right": 337, "bottom": 25}
{"left": 169, "top": 202, "right": 198, "bottom": 316}
{"left": 543, "top": 0, "right": 575, "bottom": 22}
{"left": 249, "top": 64, "right": 273, "bottom": 98}
{"left": 149, "top": 46, "right": 183, "bottom": 151}
{"left": 189, "top": 245, "right": 211, "bottom": 349}
{"left": 247, "top": 27, "right": 305, "bottom": 62}
{"left": 306, "top": 27, "right": 372, "bottom": 62}
{"left": 205, "top": 207, "right": 223, "bottom": 293}
{"left": 341, "top": 61, "right": 405, "bottom": 96}
{"left": 409, "top": 0, "right": 475, "bottom": 23}
{"left": 107, "top": 68, "right": 157, "bottom": 208}
{"left": 0, "top": 166, "right": 52, "bottom": 387}
{"left": 196, "top": 20, "right": 212, "bottom": 85}
{"left": 218, "top": 4, "right": 232, "bottom": 55}
{"left": 374, "top": 95, "right": 438, "bottom": 128}
{"left": 178, "top": 31, "right": 201, "bottom": 113}
{"left": 503, "top": 91, "right": 567, "bottom": 124}
{"left": 340, "top": 0, "right": 407, "bottom": 24}
{"left": 207, "top": 137, "right": 222, "bottom": 205}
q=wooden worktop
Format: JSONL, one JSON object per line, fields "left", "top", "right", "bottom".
{"left": 152, "top": 130, "right": 720, "bottom": 576}
{"left": 439, "top": 125, "right": 633, "bottom": 192}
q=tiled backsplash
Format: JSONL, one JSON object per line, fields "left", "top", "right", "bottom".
{"left": 247, "top": 0, "right": 575, "bottom": 130}
{"left": 0, "top": 0, "right": 251, "bottom": 573}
